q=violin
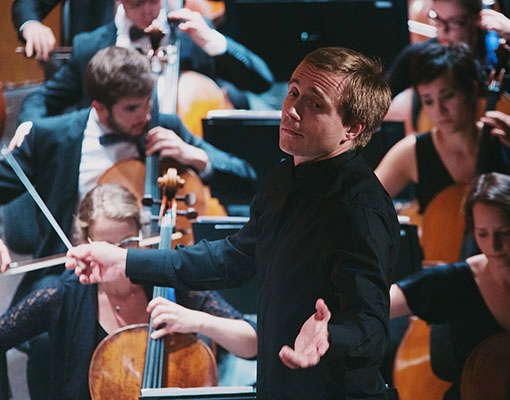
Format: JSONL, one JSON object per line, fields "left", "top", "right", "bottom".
{"left": 88, "top": 168, "right": 217, "bottom": 399}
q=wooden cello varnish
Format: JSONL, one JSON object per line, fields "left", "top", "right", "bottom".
{"left": 394, "top": 184, "right": 469, "bottom": 400}
{"left": 88, "top": 170, "right": 218, "bottom": 399}
{"left": 460, "top": 332, "right": 510, "bottom": 400}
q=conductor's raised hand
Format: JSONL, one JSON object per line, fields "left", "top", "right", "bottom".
{"left": 279, "top": 298, "right": 331, "bottom": 369}
{"left": 65, "top": 242, "right": 127, "bottom": 285}
{"left": 167, "top": 8, "right": 226, "bottom": 56}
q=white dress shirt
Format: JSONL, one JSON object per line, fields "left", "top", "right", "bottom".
{"left": 79, "top": 108, "right": 140, "bottom": 201}
{"left": 115, "top": 4, "right": 178, "bottom": 114}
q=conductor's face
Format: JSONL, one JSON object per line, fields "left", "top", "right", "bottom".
{"left": 122, "top": 0, "right": 162, "bottom": 30}
{"left": 105, "top": 96, "right": 152, "bottom": 137}
{"left": 280, "top": 62, "right": 352, "bottom": 166}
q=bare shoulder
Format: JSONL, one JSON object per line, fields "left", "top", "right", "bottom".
{"left": 376, "top": 135, "right": 416, "bottom": 173}
{"left": 375, "top": 134, "right": 418, "bottom": 196}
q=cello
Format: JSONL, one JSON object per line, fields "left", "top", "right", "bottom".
{"left": 99, "top": 3, "right": 228, "bottom": 244}
{"left": 88, "top": 168, "right": 218, "bottom": 399}
{"left": 460, "top": 332, "right": 510, "bottom": 400}
{"left": 393, "top": 184, "right": 469, "bottom": 400}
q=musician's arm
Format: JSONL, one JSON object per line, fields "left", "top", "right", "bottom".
{"left": 214, "top": 37, "right": 274, "bottom": 93}
{"left": 11, "top": 0, "right": 60, "bottom": 33}
{"left": 375, "top": 134, "right": 417, "bottom": 197}
{"left": 151, "top": 290, "right": 257, "bottom": 358}
{"left": 18, "top": 36, "right": 85, "bottom": 123}
{"left": 0, "top": 287, "right": 62, "bottom": 352}
{"left": 389, "top": 284, "right": 411, "bottom": 319}
{"left": 126, "top": 195, "right": 259, "bottom": 289}
{"left": 170, "top": 8, "right": 273, "bottom": 93}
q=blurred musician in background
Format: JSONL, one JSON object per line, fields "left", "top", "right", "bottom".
{"left": 376, "top": 43, "right": 510, "bottom": 214}
{"left": 11, "top": 0, "right": 115, "bottom": 61}
{"left": 386, "top": 0, "right": 510, "bottom": 133}
{"left": 18, "top": 0, "right": 274, "bottom": 124}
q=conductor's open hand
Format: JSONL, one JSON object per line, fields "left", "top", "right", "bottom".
{"left": 279, "top": 298, "right": 331, "bottom": 369}
{"left": 66, "top": 242, "right": 127, "bottom": 284}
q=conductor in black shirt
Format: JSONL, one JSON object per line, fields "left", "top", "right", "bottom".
{"left": 67, "top": 47, "right": 400, "bottom": 400}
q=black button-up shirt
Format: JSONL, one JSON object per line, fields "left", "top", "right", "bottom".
{"left": 128, "top": 150, "right": 400, "bottom": 399}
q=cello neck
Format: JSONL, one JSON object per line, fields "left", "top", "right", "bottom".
{"left": 142, "top": 209, "right": 176, "bottom": 389}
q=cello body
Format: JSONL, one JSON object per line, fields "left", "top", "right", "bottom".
{"left": 97, "top": 159, "right": 226, "bottom": 246}
{"left": 394, "top": 184, "right": 469, "bottom": 400}
{"left": 461, "top": 332, "right": 510, "bottom": 400}
{"left": 89, "top": 324, "right": 218, "bottom": 400}
{"left": 176, "top": 71, "right": 233, "bottom": 138}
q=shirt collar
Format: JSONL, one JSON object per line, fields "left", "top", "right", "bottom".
{"left": 281, "top": 150, "right": 360, "bottom": 193}
{"left": 85, "top": 108, "right": 116, "bottom": 139}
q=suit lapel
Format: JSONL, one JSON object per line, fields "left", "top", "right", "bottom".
{"left": 55, "top": 110, "right": 88, "bottom": 222}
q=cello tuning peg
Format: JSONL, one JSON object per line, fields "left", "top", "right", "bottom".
{"left": 175, "top": 193, "right": 196, "bottom": 206}
{"left": 176, "top": 208, "right": 198, "bottom": 219}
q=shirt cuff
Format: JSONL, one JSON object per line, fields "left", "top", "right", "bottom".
{"left": 19, "top": 20, "right": 40, "bottom": 32}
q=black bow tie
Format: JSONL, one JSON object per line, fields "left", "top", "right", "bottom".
{"left": 129, "top": 26, "right": 149, "bottom": 42}
{"left": 99, "top": 133, "right": 140, "bottom": 146}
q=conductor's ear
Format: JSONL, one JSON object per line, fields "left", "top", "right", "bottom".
{"left": 340, "top": 124, "right": 364, "bottom": 144}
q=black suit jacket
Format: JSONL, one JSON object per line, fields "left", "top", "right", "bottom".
{"left": 11, "top": 0, "right": 114, "bottom": 43}
{"left": 19, "top": 22, "right": 274, "bottom": 123}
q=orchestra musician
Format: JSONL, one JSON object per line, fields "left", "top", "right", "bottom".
{"left": 66, "top": 47, "right": 401, "bottom": 400}
{"left": 0, "top": 45, "right": 255, "bottom": 399}
{"left": 11, "top": 0, "right": 115, "bottom": 61}
{"left": 390, "top": 171, "right": 510, "bottom": 400}
{"left": 376, "top": 42, "right": 510, "bottom": 214}
{"left": 0, "top": 183, "right": 258, "bottom": 400}
{"left": 386, "top": 0, "right": 510, "bottom": 132}
{"left": 389, "top": 0, "right": 510, "bottom": 94}
{"left": 17, "top": 0, "right": 274, "bottom": 123}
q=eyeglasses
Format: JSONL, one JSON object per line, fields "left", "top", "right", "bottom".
{"left": 428, "top": 9, "right": 474, "bottom": 31}
{"left": 87, "top": 235, "right": 142, "bottom": 249}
